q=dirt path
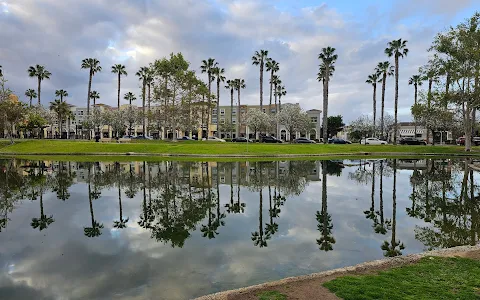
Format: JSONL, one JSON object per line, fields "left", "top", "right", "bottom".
{"left": 196, "top": 246, "right": 480, "bottom": 300}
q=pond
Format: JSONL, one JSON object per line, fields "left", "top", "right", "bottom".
{"left": 0, "top": 158, "right": 479, "bottom": 299}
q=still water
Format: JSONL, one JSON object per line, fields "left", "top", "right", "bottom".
{"left": 0, "top": 158, "right": 479, "bottom": 299}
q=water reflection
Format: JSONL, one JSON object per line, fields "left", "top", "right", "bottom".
{"left": 0, "top": 158, "right": 479, "bottom": 299}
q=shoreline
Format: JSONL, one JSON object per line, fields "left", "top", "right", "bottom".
{"left": 195, "top": 245, "right": 480, "bottom": 300}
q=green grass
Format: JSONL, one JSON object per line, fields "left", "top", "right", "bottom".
{"left": 324, "top": 256, "right": 480, "bottom": 300}
{"left": 257, "top": 290, "right": 287, "bottom": 300}
{"left": 0, "top": 140, "right": 474, "bottom": 157}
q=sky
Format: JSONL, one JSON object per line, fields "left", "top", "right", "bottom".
{"left": 0, "top": 0, "right": 478, "bottom": 123}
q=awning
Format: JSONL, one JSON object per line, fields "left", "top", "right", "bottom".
{"left": 399, "top": 129, "right": 425, "bottom": 134}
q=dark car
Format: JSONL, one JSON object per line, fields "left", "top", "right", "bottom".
{"left": 232, "top": 137, "right": 253, "bottom": 143}
{"left": 400, "top": 137, "right": 426, "bottom": 145}
{"left": 177, "top": 136, "right": 193, "bottom": 141}
{"left": 261, "top": 136, "right": 283, "bottom": 143}
{"left": 456, "top": 136, "right": 480, "bottom": 146}
{"left": 294, "top": 138, "right": 316, "bottom": 144}
{"left": 329, "top": 138, "right": 351, "bottom": 144}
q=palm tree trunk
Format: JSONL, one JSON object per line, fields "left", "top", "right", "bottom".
{"left": 322, "top": 67, "right": 330, "bottom": 144}
{"left": 118, "top": 186, "right": 123, "bottom": 222}
{"left": 380, "top": 161, "right": 384, "bottom": 227}
{"left": 87, "top": 69, "right": 92, "bottom": 116}
{"left": 147, "top": 83, "right": 151, "bottom": 137}
{"left": 142, "top": 83, "right": 146, "bottom": 136}
{"left": 373, "top": 83, "right": 377, "bottom": 136}
{"left": 391, "top": 159, "right": 397, "bottom": 251}
{"left": 414, "top": 83, "right": 418, "bottom": 138}
{"left": 269, "top": 70, "right": 273, "bottom": 109}
{"left": 237, "top": 89, "right": 241, "bottom": 137}
{"left": 274, "top": 83, "right": 279, "bottom": 137}
{"left": 207, "top": 74, "right": 212, "bottom": 137}
{"left": 230, "top": 88, "right": 234, "bottom": 138}
{"left": 371, "top": 162, "right": 375, "bottom": 211}
{"left": 29, "top": 96, "right": 33, "bottom": 107}
{"left": 117, "top": 73, "right": 121, "bottom": 109}
{"left": 40, "top": 192, "right": 44, "bottom": 217}
{"left": 217, "top": 78, "right": 220, "bottom": 138}
{"left": 260, "top": 63, "right": 264, "bottom": 112}
{"left": 427, "top": 78, "right": 433, "bottom": 144}
{"left": 37, "top": 77, "right": 41, "bottom": 105}
{"left": 394, "top": 56, "right": 399, "bottom": 145}
{"left": 381, "top": 73, "right": 386, "bottom": 139}
{"left": 88, "top": 180, "right": 95, "bottom": 228}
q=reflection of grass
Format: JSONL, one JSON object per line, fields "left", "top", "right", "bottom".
{"left": 0, "top": 140, "right": 474, "bottom": 156}
{"left": 257, "top": 290, "right": 287, "bottom": 300}
{"left": 324, "top": 256, "right": 480, "bottom": 300}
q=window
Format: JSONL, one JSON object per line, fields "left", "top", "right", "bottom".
{"left": 271, "top": 108, "right": 276, "bottom": 113}
{"left": 311, "top": 117, "right": 318, "bottom": 123}
{"left": 220, "top": 109, "right": 225, "bottom": 115}
{"left": 220, "top": 118, "right": 225, "bottom": 124}
{"left": 232, "top": 108, "right": 237, "bottom": 115}
{"left": 262, "top": 108, "right": 266, "bottom": 113}
{"left": 232, "top": 118, "right": 237, "bottom": 124}
{"left": 212, "top": 118, "right": 217, "bottom": 124}
{"left": 80, "top": 111, "right": 84, "bottom": 115}
{"left": 212, "top": 109, "right": 217, "bottom": 115}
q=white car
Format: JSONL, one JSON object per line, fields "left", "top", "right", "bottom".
{"left": 360, "top": 138, "right": 387, "bottom": 145}
{"left": 205, "top": 136, "right": 226, "bottom": 142}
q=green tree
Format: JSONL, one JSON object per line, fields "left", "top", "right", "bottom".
{"left": 49, "top": 99, "right": 70, "bottom": 139}
{"left": 124, "top": 92, "right": 136, "bottom": 105}
{"left": 89, "top": 90, "right": 100, "bottom": 107}
{"left": 318, "top": 47, "right": 338, "bottom": 143}
{"left": 385, "top": 39, "right": 409, "bottom": 145}
{"left": 81, "top": 58, "right": 102, "bottom": 116}
{"left": 327, "top": 115, "right": 345, "bottom": 137}
{"left": 30, "top": 167, "right": 54, "bottom": 231}
{"left": 25, "top": 89, "right": 37, "bottom": 107}
{"left": 252, "top": 50, "right": 269, "bottom": 111}
{"left": 213, "top": 66, "right": 225, "bottom": 137}
{"left": 27, "top": 65, "right": 51, "bottom": 105}
{"left": 366, "top": 73, "right": 380, "bottom": 134}
{"left": 376, "top": 61, "right": 394, "bottom": 138}
{"left": 136, "top": 66, "right": 151, "bottom": 136}
{"left": 55, "top": 89, "right": 68, "bottom": 103}
{"left": 201, "top": 58, "right": 217, "bottom": 133}
{"left": 275, "top": 85, "right": 287, "bottom": 112}
{"left": 233, "top": 78, "right": 246, "bottom": 137}
{"left": 225, "top": 79, "right": 236, "bottom": 137}
{"left": 111, "top": 64, "right": 128, "bottom": 109}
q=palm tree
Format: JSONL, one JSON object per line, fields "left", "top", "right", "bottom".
{"left": 27, "top": 65, "right": 51, "bottom": 105}
{"left": 385, "top": 39, "right": 409, "bottom": 145}
{"left": 0, "top": 65, "right": 2, "bottom": 77}
{"left": 84, "top": 168, "right": 104, "bottom": 237}
{"left": 421, "top": 61, "right": 439, "bottom": 144}
{"left": 233, "top": 78, "right": 246, "bottom": 137}
{"left": 201, "top": 58, "right": 217, "bottom": 136}
{"left": 266, "top": 59, "right": 280, "bottom": 110}
{"left": 225, "top": 79, "right": 236, "bottom": 138}
{"left": 66, "top": 109, "right": 75, "bottom": 139}
{"left": 89, "top": 91, "right": 100, "bottom": 107}
{"left": 376, "top": 62, "right": 394, "bottom": 139}
{"left": 50, "top": 99, "right": 70, "bottom": 139}
{"left": 381, "top": 160, "right": 405, "bottom": 256}
{"left": 252, "top": 50, "right": 269, "bottom": 111}
{"left": 55, "top": 89, "right": 68, "bottom": 103}
{"left": 136, "top": 66, "right": 151, "bottom": 136}
{"left": 213, "top": 66, "right": 226, "bottom": 137}
{"left": 124, "top": 92, "right": 136, "bottom": 105}
{"left": 113, "top": 182, "right": 129, "bottom": 229}
{"left": 251, "top": 190, "right": 271, "bottom": 247}
{"left": 316, "top": 161, "right": 335, "bottom": 251}
{"left": 31, "top": 193, "right": 54, "bottom": 231}
{"left": 271, "top": 75, "right": 282, "bottom": 112}
{"left": 81, "top": 58, "right": 102, "bottom": 116}
{"left": 409, "top": 74, "right": 424, "bottom": 138}
{"left": 111, "top": 64, "right": 127, "bottom": 109}
{"left": 25, "top": 89, "right": 37, "bottom": 107}
{"left": 275, "top": 85, "right": 287, "bottom": 112}
{"left": 318, "top": 47, "right": 338, "bottom": 143}
{"left": 366, "top": 73, "right": 380, "bottom": 135}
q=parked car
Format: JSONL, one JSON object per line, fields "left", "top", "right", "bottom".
{"left": 133, "top": 135, "right": 153, "bottom": 140}
{"left": 122, "top": 135, "right": 134, "bottom": 139}
{"left": 456, "top": 136, "right": 480, "bottom": 146}
{"left": 261, "top": 136, "right": 283, "bottom": 143}
{"left": 177, "top": 136, "right": 193, "bottom": 141}
{"left": 360, "top": 138, "right": 388, "bottom": 145}
{"left": 232, "top": 137, "right": 253, "bottom": 143}
{"left": 205, "top": 136, "right": 226, "bottom": 142}
{"left": 294, "top": 137, "right": 316, "bottom": 144}
{"left": 329, "top": 138, "right": 352, "bottom": 144}
{"left": 400, "top": 137, "right": 426, "bottom": 145}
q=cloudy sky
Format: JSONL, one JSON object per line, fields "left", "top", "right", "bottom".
{"left": 1, "top": 0, "right": 478, "bottom": 122}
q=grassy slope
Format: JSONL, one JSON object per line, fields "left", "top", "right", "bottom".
{"left": 0, "top": 140, "right": 470, "bottom": 156}
{"left": 324, "top": 256, "right": 480, "bottom": 300}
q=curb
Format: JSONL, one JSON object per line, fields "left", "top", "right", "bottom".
{"left": 194, "top": 245, "right": 480, "bottom": 300}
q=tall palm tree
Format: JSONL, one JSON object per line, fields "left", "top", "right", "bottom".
{"left": 201, "top": 58, "right": 217, "bottom": 136}
{"left": 89, "top": 90, "right": 100, "bottom": 107}
{"left": 124, "top": 92, "right": 136, "bottom": 105}
{"left": 316, "top": 161, "right": 335, "bottom": 251}
{"left": 225, "top": 79, "right": 235, "bottom": 138}
{"left": 84, "top": 167, "right": 104, "bottom": 237}
{"left": 252, "top": 50, "right": 269, "bottom": 111}
{"left": 25, "top": 89, "right": 37, "bottom": 107}
{"left": 234, "top": 78, "right": 246, "bottom": 137}
{"left": 66, "top": 109, "right": 75, "bottom": 139}
{"left": 408, "top": 74, "right": 424, "bottom": 138}
{"left": 31, "top": 193, "right": 54, "bottom": 231}
{"left": 27, "top": 65, "right": 51, "bottom": 105}
{"left": 213, "top": 66, "right": 226, "bottom": 137}
{"left": 421, "top": 61, "right": 439, "bottom": 144}
{"left": 55, "top": 89, "right": 68, "bottom": 103}
{"left": 385, "top": 39, "right": 409, "bottom": 145}
{"left": 318, "top": 47, "right": 338, "bottom": 143}
{"left": 376, "top": 62, "right": 394, "bottom": 139}
{"left": 266, "top": 59, "right": 280, "bottom": 110}
{"left": 136, "top": 66, "right": 150, "bottom": 136}
{"left": 111, "top": 64, "right": 127, "bottom": 109}
{"left": 50, "top": 99, "right": 70, "bottom": 139}
{"left": 271, "top": 75, "right": 282, "bottom": 113}
{"left": 81, "top": 58, "right": 102, "bottom": 116}
{"left": 366, "top": 73, "right": 380, "bottom": 135}
{"left": 275, "top": 85, "right": 287, "bottom": 112}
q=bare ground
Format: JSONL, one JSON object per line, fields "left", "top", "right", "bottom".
{"left": 195, "top": 246, "right": 480, "bottom": 300}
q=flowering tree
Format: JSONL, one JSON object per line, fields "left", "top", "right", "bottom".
{"left": 246, "top": 109, "right": 272, "bottom": 138}
{"left": 276, "top": 104, "right": 311, "bottom": 141}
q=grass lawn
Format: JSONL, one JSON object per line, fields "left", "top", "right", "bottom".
{"left": 0, "top": 139, "right": 473, "bottom": 157}
{"left": 257, "top": 291, "right": 287, "bottom": 300}
{"left": 323, "top": 256, "right": 480, "bottom": 300}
